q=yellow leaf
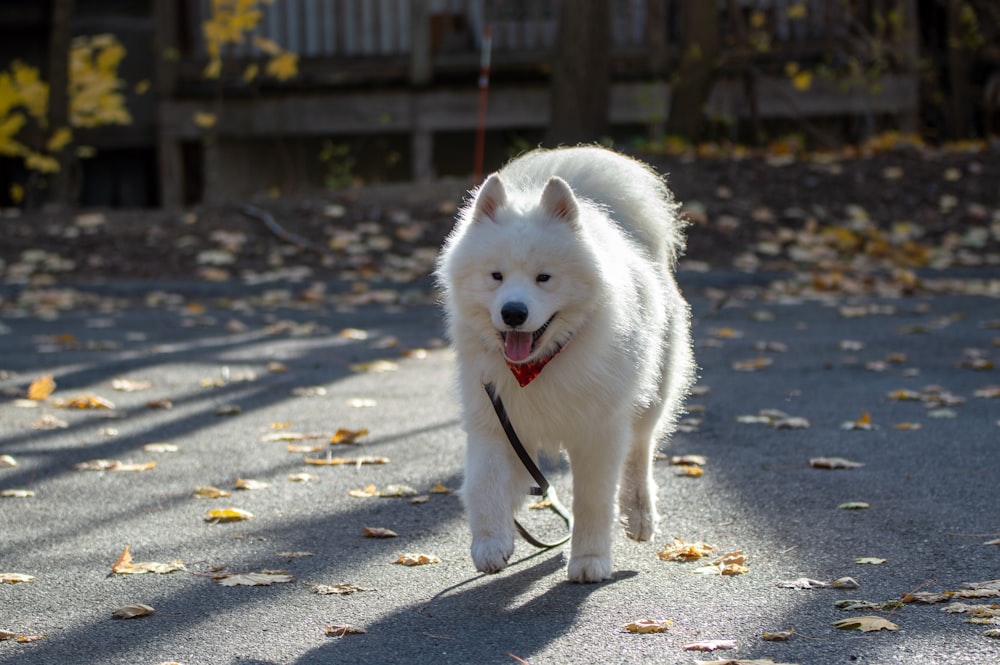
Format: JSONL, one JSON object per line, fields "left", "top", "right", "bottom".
{"left": 0, "top": 573, "right": 35, "bottom": 583}
{"left": 253, "top": 35, "right": 283, "bottom": 56}
{"left": 193, "top": 485, "right": 231, "bottom": 499}
{"left": 324, "top": 624, "right": 366, "bottom": 636}
{"left": 429, "top": 483, "right": 453, "bottom": 494}
{"left": 674, "top": 465, "right": 704, "bottom": 477}
{"left": 330, "top": 427, "right": 369, "bottom": 444}
{"left": 9, "top": 182, "right": 24, "bottom": 203}
{"left": 266, "top": 51, "right": 298, "bottom": 81}
{"left": 363, "top": 527, "right": 398, "bottom": 538}
{"left": 242, "top": 63, "right": 259, "bottom": 83}
{"left": 235, "top": 477, "right": 269, "bottom": 490}
{"left": 111, "top": 544, "right": 186, "bottom": 575}
{"left": 193, "top": 111, "right": 217, "bottom": 129}
{"left": 657, "top": 538, "right": 716, "bottom": 561}
{"left": 203, "top": 507, "right": 253, "bottom": 522}
{"left": 622, "top": 618, "right": 672, "bottom": 634}
{"left": 792, "top": 71, "right": 812, "bottom": 91}
{"left": 27, "top": 374, "right": 55, "bottom": 400}
{"left": 349, "top": 484, "right": 378, "bottom": 498}
{"left": 786, "top": 3, "right": 808, "bottom": 19}
{"left": 394, "top": 552, "right": 441, "bottom": 566}
{"left": 750, "top": 10, "right": 766, "bottom": 28}
{"left": 134, "top": 79, "right": 150, "bottom": 94}
{"left": 303, "top": 455, "right": 388, "bottom": 466}
{"left": 692, "top": 550, "right": 748, "bottom": 576}
{"left": 53, "top": 393, "right": 115, "bottom": 409}
{"left": 46, "top": 126, "right": 72, "bottom": 152}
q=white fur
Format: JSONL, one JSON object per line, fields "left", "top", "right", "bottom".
{"left": 436, "top": 146, "right": 695, "bottom": 583}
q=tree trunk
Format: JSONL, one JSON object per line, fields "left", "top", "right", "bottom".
{"left": 546, "top": 0, "right": 611, "bottom": 146}
{"left": 666, "top": 0, "right": 720, "bottom": 141}
{"left": 47, "top": 0, "right": 76, "bottom": 208}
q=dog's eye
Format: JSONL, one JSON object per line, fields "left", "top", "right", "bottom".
{"left": 491, "top": 272, "right": 503, "bottom": 281}
{"left": 536, "top": 273, "right": 551, "bottom": 283}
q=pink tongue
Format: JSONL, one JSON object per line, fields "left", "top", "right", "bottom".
{"left": 504, "top": 330, "right": 533, "bottom": 362}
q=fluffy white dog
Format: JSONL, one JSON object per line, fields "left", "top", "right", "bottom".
{"left": 436, "top": 146, "right": 694, "bottom": 583}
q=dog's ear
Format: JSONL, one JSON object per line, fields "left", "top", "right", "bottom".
{"left": 540, "top": 177, "right": 579, "bottom": 228}
{"left": 472, "top": 174, "right": 507, "bottom": 222}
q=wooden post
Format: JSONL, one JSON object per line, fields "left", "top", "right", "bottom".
{"left": 153, "top": 0, "right": 182, "bottom": 206}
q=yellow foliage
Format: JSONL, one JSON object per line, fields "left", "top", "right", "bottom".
{"left": 70, "top": 34, "right": 133, "bottom": 128}
{"left": 266, "top": 51, "right": 298, "bottom": 81}
{"left": 46, "top": 126, "right": 73, "bottom": 152}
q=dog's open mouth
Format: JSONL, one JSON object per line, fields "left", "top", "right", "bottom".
{"left": 501, "top": 315, "right": 554, "bottom": 363}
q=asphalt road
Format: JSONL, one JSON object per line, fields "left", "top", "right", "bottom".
{"left": 1, "top": 270, "right": 998, "bottom": 665}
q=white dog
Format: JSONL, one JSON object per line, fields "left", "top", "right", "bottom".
{"left": 436, "top": 146, "right": 694, "bottom": 583}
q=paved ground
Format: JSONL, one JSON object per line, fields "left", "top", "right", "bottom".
{"left": 1, "top": 269, "right": 998, "bottom": 665}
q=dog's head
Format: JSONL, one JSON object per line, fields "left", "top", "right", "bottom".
{"left": 439, "top": 174, "right": 600, "bottom": 365}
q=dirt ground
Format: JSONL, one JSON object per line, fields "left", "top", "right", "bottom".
{"left": 2, "top": 145, "right": 998, "bottom": 292}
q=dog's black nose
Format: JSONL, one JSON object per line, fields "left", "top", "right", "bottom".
{"left": 501, "top": 302, "right": 529, "bottom": 327}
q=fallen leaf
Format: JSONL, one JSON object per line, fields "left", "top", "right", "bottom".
{"left": 762, "top": 629, "right": 795, "bottom": 641}
{"left": 52, "top": 394, "right": 115, "bottom": 409}
{"left": 658, "top": 538, "right": 717, "bottom": 561}
{"left": 668, "top": 454, "right": 707, "bottom": 466}
{"left": 0, "top": 455, "right": 16, "bottom": 468}
{"left": 841, "top": 412, "right": 875, "bottom": 430}
{"left": 111, "top": 378, "right": 152, "bottom": 392}
{"left": 810, "top": 457, "right": 864, "bottom": 469}
{"left": 622, "top": 618, "right": 672, "bottom": 633}
{"left": 216, "top": 572, "right": 294, "bottom": 586}
{"left": 0, "top": 489, "right": 34, "bottom": 498}
{"left": 363, "top": 527, "right": 398, "bottom": 538}
{"left": 855, "top": 557, "right": 887, "bottom": 565}
{"left": 278, "top": 551, "right": 314, "bottom": 558}
{"left": 732, "top": 356, "right": 774, "bottom": 372}
{"left": 394, "top": 552, "right": 441, "bottom": 566}
{"left": 776, "top": 577, "right": 831, "bottom": 589}
{"left": 832, "top": 616, "right": 898, "bottom": 632}
{"left": 324, "top": 624, "right": 366, "bottom": 636}
{"left": 0, "top": 630, "right": 46, "bottom": 642}
{"left": 428, "top": 482, "right": 453, "bottom": 494}
{"left": 74, "top": 459, "right": 156, "bottom": 472}
{"left": 838, "top": 502, "right": 871, "bottom": 510}
{"left": 693, "top": 550, "right": 748, "bottom": 576}
{"left": 111, "top": 545, "right": 186, "bottom": 575}
{"left": 330, "top": 428, "right": 369, "bottom": 444}
{"left": 831, "top": 577, "right": 861, "bottom": 589}
{"left": 303, "top": 455, "right": 389, "bottom": 467}
{"left": 312, "top": 583, "right": 373, "bottom": 595}
{"left": 203, "top": 508, "right": 253, "bottom": 522}
{"left": 350, "top": 359, "right": 398, "bottom": 373}
{"left": 379, "top": 484, "right": 418, "bottom": 498}
{"left": 288, "top": 472, "right": 317, "bottom": 482}
{"left": 0, "top": 573, "right": 35, "bottom": 584}
{"left": 143, "top": 443, "right": 179, "bottom": 453}
{"left": 683, "top": 639, "right": 737, "bottom": 651}
{"left": 835, "top": 599, "right": 903, "bottom": 612}
{"left": 349, "top": 484, "right": 378, "bottom": 498}
{"left": 112, "top": 603, "right": 156, "bottom": 619}
{"left": 235, "top": 478, "right": 270, "bottom": 490}
{"left": 193, "top": 486, "right": 231, "bottom": 499}
{"left": 27, "top": 375, "right": 55, "bottom": 400}
{"left": 675, "top": 465, "right": 704, "bottom": 477}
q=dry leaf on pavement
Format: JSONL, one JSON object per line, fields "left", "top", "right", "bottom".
{"left": 111, "top": 544, "right": 186, "bottom": 575}
{"left": 683, "top": 639, "right": 737, "bottom": 651}
{"left": 0, "top": 630, "right": 46, "bottom": 642}
{"left": 394, "top": 553, "right": 441, "bottom": 566}
{"left": 312, "top": 583, "right": 373, "bottom": 595}
{"left": 657, "top": 538, "right": 717, "bottom": 561}
{"left": 810, "top": 457, "right": 864, "bottom": 470}
{"left": 203, "top": 508, "right": 253, "bottom": 523}
{"left": 363, "top": 527, "right": 398, "bottom": 538}
{"left": 833, "top": 616, "right": 898, "bottom": 632}
{"left": 330, "top": 428, "right": 369, "bottom": 444}
{"left": 324, "top": 624, "right": 366, "bottom": 636}
{"left": 193, "top": 486, "right": 231, "bottom": 499}
{"left": 27, "top": 375, "right": 55, "bottom": 400}
{"left": 693, "top": 550, "right": 748, "bottom": 576}
{"left": 112, "top": 603, "right": 156, "bottom": 619}
{"left": 622, "top": 618, "right": 672, "bottom": 633}
{"left": 215, "top": 572, "right": 294, "bottom": 586}
{"left": 0, "top": 573, "right": 35, "bottom": 584}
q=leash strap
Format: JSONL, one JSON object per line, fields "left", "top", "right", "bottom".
{"left": 483, "top": 383, "right": 572, "bottom": 549}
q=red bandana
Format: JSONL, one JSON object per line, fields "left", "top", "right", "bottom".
{"left": 506, "top": 343, "right": 567, "bottom": 387}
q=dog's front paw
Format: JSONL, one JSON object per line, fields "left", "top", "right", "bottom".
{"left": 567, "top": 554, "right": 612, "bottom": 583}
{"left": 471, "top": 535, "right": 514, "bottom": 574}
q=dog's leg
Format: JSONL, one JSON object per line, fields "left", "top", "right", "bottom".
{"left": 618, "top": 406, "right": 662, "bottom": 542}
{"left": 464, "top": 433, "right": 522, "bottom": 574}
{"left": 566, "top": 437, "right": 625, "bottom": 583}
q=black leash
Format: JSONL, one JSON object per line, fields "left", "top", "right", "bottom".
{"left": 483, "top": 383, "right": 572, "bottom": 549}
